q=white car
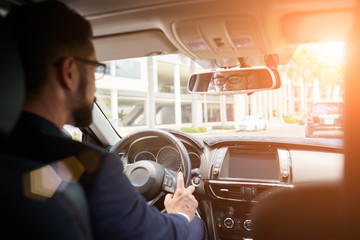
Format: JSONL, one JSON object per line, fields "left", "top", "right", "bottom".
{"left": 235, "top": 115, "right": 267, "bottom": 131}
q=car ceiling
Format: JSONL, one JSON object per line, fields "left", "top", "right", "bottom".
{"left": 1, "top": 0, "right": 357, "bottom": 68}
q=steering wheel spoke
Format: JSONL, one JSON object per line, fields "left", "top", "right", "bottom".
{"left": 148, "top": 191, "right": 166, "bottom": 207}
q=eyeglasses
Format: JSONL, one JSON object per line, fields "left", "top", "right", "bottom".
{"left": 212, "top": 76, "right": 245, "bottom": 85}
{"left": 53, "top": 57, "right": 108, "bottom": 80}
{"left": 74, "top": 57, "right": 108, "bottom": 80}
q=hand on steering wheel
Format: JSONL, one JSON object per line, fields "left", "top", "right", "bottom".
{"left": 164, "top": 172, "right": 198, "bottom": 222}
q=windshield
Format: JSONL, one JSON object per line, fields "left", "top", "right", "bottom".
{"left": 95, "top": 42, "right": 345, "bottom": 139}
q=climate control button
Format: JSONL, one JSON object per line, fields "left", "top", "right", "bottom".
{"left": 223, "top": 217, "right": 234, "bottom": 229}
{"left": 243, "top": 219, "right": 253, "bottom": 231}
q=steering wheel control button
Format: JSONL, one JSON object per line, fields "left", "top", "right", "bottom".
{"left": 243, "top": 219, "right": 253, "bottom": 231}
{"left": 224, "top": 217, "right": 234, "bottom": 229}
{"left": 162, "top": 169, "right": 177, "bottom": 193}
{"left": 163, "top": 175, "right": 173, "bottom": 187}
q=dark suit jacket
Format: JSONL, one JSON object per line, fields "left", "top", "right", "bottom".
{"left": 6, "top": 111, "right": 195, "bottom": 240}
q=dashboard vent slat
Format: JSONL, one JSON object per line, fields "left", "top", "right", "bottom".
{"left": 210, "top": 184, "right": 273, "bottom": 202}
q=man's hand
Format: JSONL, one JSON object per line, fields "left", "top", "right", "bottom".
{"left": 164, "top": 172, "right": 198, "bottom": 222}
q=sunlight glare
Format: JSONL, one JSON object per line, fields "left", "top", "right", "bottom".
{"left": 302, "top": 42, "right": 346, "bottom": 66}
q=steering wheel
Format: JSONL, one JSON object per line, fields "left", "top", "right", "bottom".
{"left": 110, "top": 129, "right": 191, "bottom": 202}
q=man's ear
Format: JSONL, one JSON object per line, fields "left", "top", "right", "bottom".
{"left": 59, "top": 57, "right": 79, "bottom": 92}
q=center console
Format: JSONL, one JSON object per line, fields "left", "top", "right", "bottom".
{"left": 205, "top": 145, "right": 293, "bottom": 239}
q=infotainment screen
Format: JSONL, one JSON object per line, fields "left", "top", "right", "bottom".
{"left": 219, "top": 148, "right": 280, "bottom": 181}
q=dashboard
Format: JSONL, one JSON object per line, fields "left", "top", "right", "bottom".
{"left": 118, "top": 130, "right": 344, "bottom": 240}
{"left": 204, "top": 144, "right": 293, "bottom": 239}
{"left": 202, "top": 137, "right": 343, "bottom": 240}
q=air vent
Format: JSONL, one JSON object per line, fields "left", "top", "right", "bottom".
{"left": 210, "top": 184, "right": 273, "bottom": 202}
{"left": 211, "top": 185, "right": 244, "bottom": 200}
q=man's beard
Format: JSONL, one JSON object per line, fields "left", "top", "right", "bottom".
{"left": 73, "top": 101, "right": 93, "bottom": 127}
{"left": 72, "top": 66, "right": 94, "bottom": 127}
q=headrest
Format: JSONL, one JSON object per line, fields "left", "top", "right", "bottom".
{"left": 0, "top": 17, "right": 25, "bottom": 136}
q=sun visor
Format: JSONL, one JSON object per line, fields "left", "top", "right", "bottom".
{"left": 281, "top": 9, "right": 355, "bottom": 43}
{"left": 172, "top": 15, "right": 269, "bottom": 60}
{"left": 93, "top": 30, "right": 178, "bottom": 61}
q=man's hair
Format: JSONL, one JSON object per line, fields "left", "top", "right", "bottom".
{"left": 6, "top": 1, "right": 93, "bottom": 99}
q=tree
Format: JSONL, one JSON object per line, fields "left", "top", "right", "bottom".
{"left": 279, "top": 42, "right": 345, "bottom": 113}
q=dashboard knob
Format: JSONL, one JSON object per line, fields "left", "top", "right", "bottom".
{"left": 243, "top": 219, "right": 253, "bottom": 231}
{"left": 223, "top": 217, "right": 234, "bottom": 229}
{"left": 191, "top": 177, "right": 201, "bottom": 187}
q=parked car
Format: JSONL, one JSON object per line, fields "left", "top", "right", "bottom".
{"left": 235, "top": 115, "right": 267, "bottom": 131}
{"left": 305, "top": 102, "right": 343, "bottom": 138}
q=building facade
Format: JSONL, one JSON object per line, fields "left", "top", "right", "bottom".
{"left": 95, "top": 54, "right": 343, "bottom": 133}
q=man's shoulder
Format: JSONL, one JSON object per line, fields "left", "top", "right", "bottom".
{"left": 4, "top": 131, "right": 116, "bottom": 166}
{"left": 45, "top": 134, "right": 111, "bottom": 159}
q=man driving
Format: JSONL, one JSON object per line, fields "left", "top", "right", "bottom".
{"left": 4, "top": 1, "right": 206, "bottom": 239}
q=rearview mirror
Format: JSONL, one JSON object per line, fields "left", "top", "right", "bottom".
{"left": 187, "top": 67, "right": 280, "bottom": 95}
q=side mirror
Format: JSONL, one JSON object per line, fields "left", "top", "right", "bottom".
{"left": 187, "top": 67, "right": 281, "bottom": 95}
